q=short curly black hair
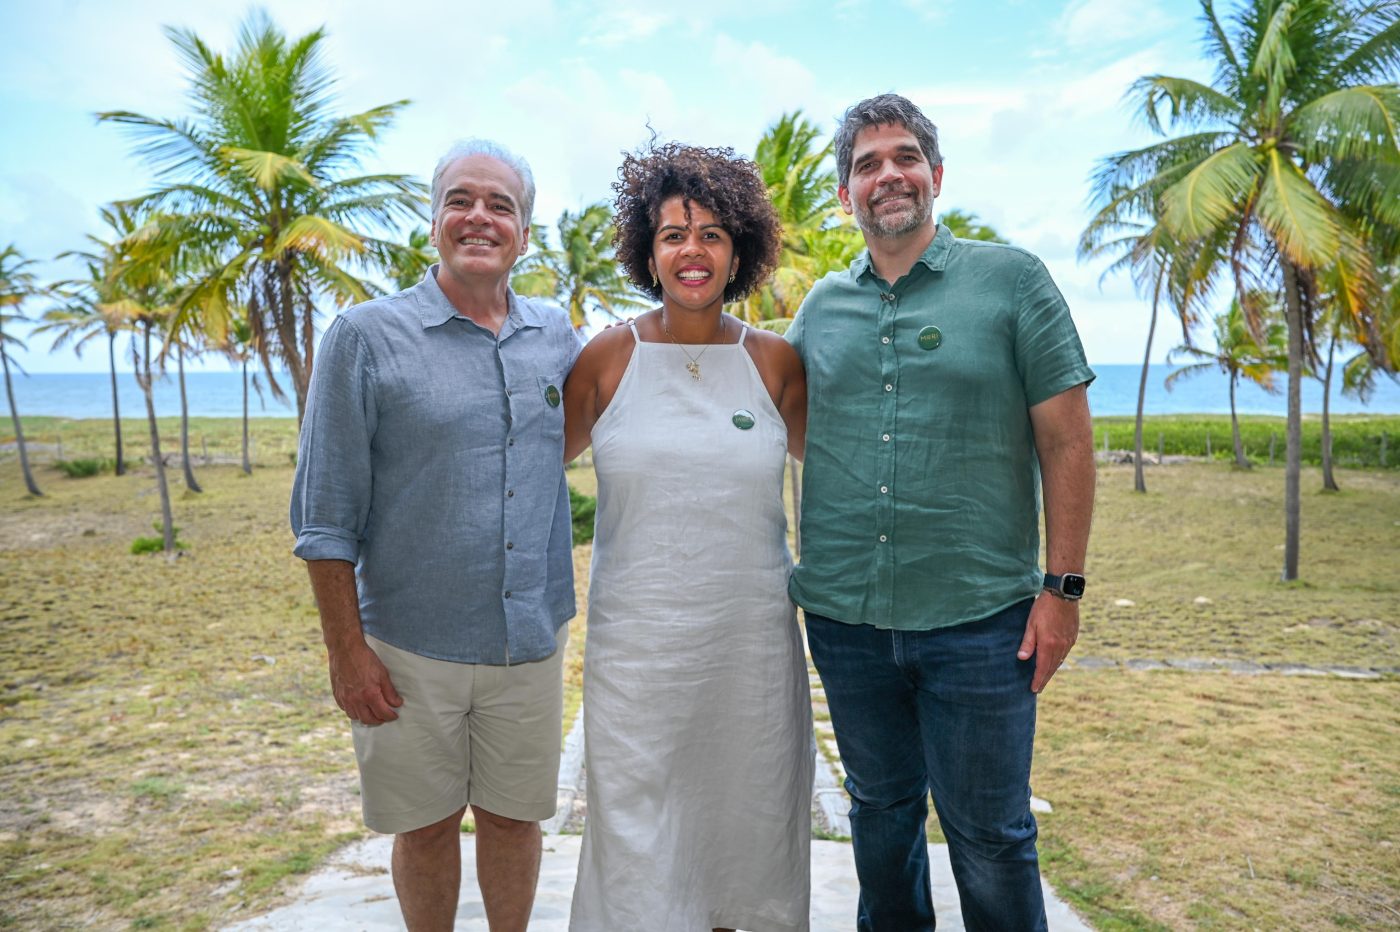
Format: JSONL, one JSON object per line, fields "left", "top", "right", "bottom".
{"left": 612, "top": 142, "right": 782, "bottom": 303}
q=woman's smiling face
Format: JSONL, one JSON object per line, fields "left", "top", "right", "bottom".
{"left": 648, "top": 196, "right": 737, "bottom": 315}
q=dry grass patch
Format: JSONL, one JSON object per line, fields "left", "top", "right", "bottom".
{"left": 1082, "top": 463, "right": 1400, "bottom": 668}
{"left": 0, "top": 457, "right": 587, "bottom": 929}
{"left": 1035, "top": 671, "right": 1400, "bottom": 930}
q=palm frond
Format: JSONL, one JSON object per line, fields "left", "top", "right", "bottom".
{"left": 1290, "top": 85, "right": 1400, "bottom": 161}
{"left": 1162, "top": 142, "right": 1262, "bottom": 239}
{"left": 1255, "top": 147, "right": 1342, "bottom": 266}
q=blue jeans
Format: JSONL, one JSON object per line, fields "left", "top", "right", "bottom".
{"left": 806, "top": 601, "right": 1046, "bottom": 932}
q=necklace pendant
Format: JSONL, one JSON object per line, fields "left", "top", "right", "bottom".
{"left": 686, "top": 360, "right": 702, "bottom": 381}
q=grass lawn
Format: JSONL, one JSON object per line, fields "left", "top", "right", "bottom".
{"left": 1, "top": 417, "right": 1397, "bottom": 929}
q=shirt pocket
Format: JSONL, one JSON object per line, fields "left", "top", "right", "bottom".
{"left": 534, "top": 372, "right": 566, "bottom": 441}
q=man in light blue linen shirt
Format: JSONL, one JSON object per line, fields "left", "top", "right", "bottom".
{"left": 291, "top": 139, "right": 580, "bottom": 932}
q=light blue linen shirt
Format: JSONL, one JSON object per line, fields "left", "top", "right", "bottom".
{"left": 290, "top": 266, "right": 582, "bottom": 664}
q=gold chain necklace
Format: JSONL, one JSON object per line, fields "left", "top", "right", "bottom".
{"left": 661, "top": 311, "right": 726, "bottom": 381}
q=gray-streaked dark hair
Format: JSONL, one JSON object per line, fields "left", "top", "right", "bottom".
{"left": 430, "top": 139, "right": 536, "bottom": 226}
{"left": 833, "top": 94, "right": 943, "bottom": 189}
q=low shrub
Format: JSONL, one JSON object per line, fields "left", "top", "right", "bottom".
{"left": 131, "top": 520, "right": 185, "bottom": 555}
{"left": 1093, "top": 414, "right": 1400, "bottom": 469}
{"left": 55, "top": 457, "right": 110, "bottom": 478}
{"left": 569, "top": 486, "right": 596, "bottom": 545}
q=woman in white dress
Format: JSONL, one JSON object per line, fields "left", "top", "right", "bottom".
{"left": 563, "top": 142, "right": 813, "bottom": 932}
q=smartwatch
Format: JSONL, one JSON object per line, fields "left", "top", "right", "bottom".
{"left": 1043, "top": 572, "right": 1086, "bottom": 601}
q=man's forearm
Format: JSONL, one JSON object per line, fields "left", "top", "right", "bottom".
{"left": 1032, "top": 386, "right": 1095, "bottom": 573}
{"left": 1041, "top": 446, "right": 1094, "bottom": 573}
{"left": 306, "top": 559, "right": 365, "bottom": 654}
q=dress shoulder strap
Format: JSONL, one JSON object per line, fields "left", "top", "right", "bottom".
{"left": 626, "top": 318, "right": 640, "bottom": 344}
{"left": 737, "top": 322, "right": 749, "bottom": 346}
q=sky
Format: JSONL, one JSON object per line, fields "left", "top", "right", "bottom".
{"left": 0, "top": 0, "right": 1220, "bottom": 373}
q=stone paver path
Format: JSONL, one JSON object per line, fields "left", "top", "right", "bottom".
{"left": 224, "top": 646, "right": 1095, "bottom": 930}
{"left": 226, "top": 833, "right": 1091, "bottom": 931}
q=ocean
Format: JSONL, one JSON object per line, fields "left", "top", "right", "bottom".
{"left": 6, "top": 364, "right": 1400, "bottom": 420}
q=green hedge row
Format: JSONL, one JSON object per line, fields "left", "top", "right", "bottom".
{"left": 1092, "top": 415, "right": 1400, "bottom": 470}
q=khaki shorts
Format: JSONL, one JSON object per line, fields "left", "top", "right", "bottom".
{"left": 352, "top": 629, "right": 567, "bottom": 834}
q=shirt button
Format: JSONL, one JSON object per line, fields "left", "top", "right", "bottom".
{"left": 884, "top": 384, "right": 893, "bottom": 392}
{"left": 880, "top": 485, "right": 889, "bottom": 494}
{"left": 506, "top": 541, "right": 514, "bottom": 550}
{"left": 879, "top": 535, "right": 888, "bottom": 543}
{"left": 881, "top": 336, "right": 890, "bottom": 344}
{"left": 508, "top": 438, "right": 516, "bottom": 447}
{"left": 507, "top": 489, "right": 515, "bottom": 498}
{"left": 882, "top": 433, "right": 891, "bottom": 442}
{"left": 504, "top": 591, "right": 512, "bottom": 599}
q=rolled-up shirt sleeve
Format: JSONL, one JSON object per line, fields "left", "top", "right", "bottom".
{"left": 290, "top": 316, "right": 377, "bottom": 564}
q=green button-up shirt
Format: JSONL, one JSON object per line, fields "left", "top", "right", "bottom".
{"left": 787, "top": 225, "right": 1094, "bottom": 630}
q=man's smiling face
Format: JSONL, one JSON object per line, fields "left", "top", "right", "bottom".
{"left": 839, "top": 122, "right": 943, "bottom": 241}
{"left": 430, "top": 155, "right": 529, "bottom": 287}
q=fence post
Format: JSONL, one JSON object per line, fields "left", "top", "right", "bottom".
{"left": 201, "top": 435, "right": 209, "bottom": 464}
{"left": 1205, "top": 431, "right": 1211, "bottom": 459}
{"left": 1103, "top": 430, "right": 1109, "bottom": 456}
{"left": 1269, "top": 432, "right": 1276, "bottom": 465}
{"left": 1382, "top": 432, "right": 1388, "bottom": 468}
{"left": 56, "top": 437, "right": 63, "bottom": 462}
{"left": 1158, "top": 432, "right": 1164, "bottom": 465}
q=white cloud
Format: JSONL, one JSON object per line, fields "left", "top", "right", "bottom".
{"left": 1055, "top": 0, "right": 1174, "bottom": 50}
{"left": 579, "top": 11, "right": 671, "bottom": 47}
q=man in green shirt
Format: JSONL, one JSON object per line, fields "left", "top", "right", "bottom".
{"left": 787, "top": 93, "right": 1095, "bottom": 931}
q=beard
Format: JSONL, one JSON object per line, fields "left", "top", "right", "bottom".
{"left": 854, "top": 184, "right": 933, "bottom": 239}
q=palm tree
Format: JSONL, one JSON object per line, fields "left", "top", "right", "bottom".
{"left": 0, "top": 245, "right": 44, "bottom": 496}
{"left": 512, "top": 204, "right": 646, "bottom": 328}
{"left": 221, "top": 311, "right": 260, "bottom": 475}
{"left": 1315, "top": 234, "right": 1400, "bottom": 488}
{"left": 37, "top": 243, "right": 134, "bottom": 475}
{"left": 171, "top": 329, "right": 203, "bottom": 493}
{"left": 1081, "top": 199, "right": 1229, "bottom": 492}
{"left": 99, "top": 11, "right": 428, "bottom": 424}
{"left": 738, "top": 112, "right": 857, "bottom": 325}
{"left": 95, "top": 208, "right": 181, "bottom": 554}
{"left": 1081, "top": 221, "right": 1177, "bottom": 492}
{"left": 1089, "top": 0, "right": 1400, "bottom": 579}
{"left": 1168, "top": 299, "right": 1288, "bottom": 467}
{"left": 387, "top": 228, "right": 436, "bottom": 292}
{"left": 941, "top": 209, "right": 1008, "bottom": 243}
{"left": 132, "top": 304, "right": 178, "bottom": 555}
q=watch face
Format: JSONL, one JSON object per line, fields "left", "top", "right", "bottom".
{"left": 1062, "top": 574, "right": 1086, "bottom": 598}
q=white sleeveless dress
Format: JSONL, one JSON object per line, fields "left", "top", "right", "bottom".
{"left": 569, "top": 322, "right": 814, "bottom": 932}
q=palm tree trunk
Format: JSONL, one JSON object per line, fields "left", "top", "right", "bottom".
{"left": 1133, "top": 276, "right": 1162, "bottom": 493}
{"left": 2, "top": 348, "right": 42, "bottom": 496}
{"left": 139, "top": 323, "right": 176, "bottom": 556}
{"left": 177, "top": 343, "right": 202, "bottom": 493}
{"left": 1229, "top": 372, "right": 1249, "bottom": 468}
{"left": 108, "top": 330, "right": 125, "bottom": 476}
{"left": 241, "top": 356, "right": 252, "bottom": 475}
{"left": 1321, "top": 335, "right": 1338, "bottom": 492}
{"left": 297, "top": 291, "right": 315, "bottom": 428}
{"left": 1280, "top": 260, "right": 1305, "bottom": 581}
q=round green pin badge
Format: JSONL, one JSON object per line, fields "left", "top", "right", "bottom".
{"left": 732, "top": 409, "right": 755, "bottom": 430}
{"left": 917, "top": 325, "right": 943, "bottom": 350}
{"left": 545, "top": 385, "right": 561, "bottom": 407}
